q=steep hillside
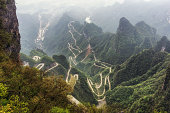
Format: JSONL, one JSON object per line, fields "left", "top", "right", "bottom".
{"left": 43, "top": 15, "right": 159, "bottom": 67}
{"left": 20, "top": 35, "right": 170, "bottom": 112}
{"left": 41, "top": 14, "right": 169, "bottom": 110}
{"left": 0, "top": 0, "right": 20, "bottom": 62}
{"left": 155, "top": 36, "right": 170, "bottom": 53}
{"left": 0, "top": 1, "right": 90, "bottom": 113}
{"left": 92, "top": 0, "right": 170, "bottom": 37}
{"left": 20, "top": 49, "right": 98, "bottom": 105}
{"left": 18, "top": 13, "right": 39, "bottom": 54}
{"left": 17, "top": 1, "right": 170, "bottom": 56}
{"left": 1, "top": 0, "right": 169, "bottom": 112}
{"left": 105, "top": 37, "right": 170, "bottom": 112}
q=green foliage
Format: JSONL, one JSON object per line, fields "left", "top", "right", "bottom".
{"left": 153, "top": 65, "right": 170, "bottom": 112}
{"left": 107, "top": 68, "right": 166, "bottom": 112}
{"left": 1, "top": 9, "right": 170, "bottom": 112}
{"left": 20, "top": 51, "right": 98, "bottom": 106}
{"left": 105, "top": 47, "right": 170, "bottom": 112}
{"left": 120, "top": 63, "right": 163, "bottom": 86}
{"left": 71, "top": 68, "right": 98, "bottom": 105}
{"left": 43, "top": 15, "right": 157, "bottom": 68}
{"left": 113, "top": 49, "right": 167, "bottom": 86}
{"left": 29, "top": 49, "right": 47, "bottom": 58}
{"left": 20, "top": 53, "right": 36, "bottom": 67}
{"left": 40, "top": 55, "right": 54, "bottom": 66}
{"left": 83, "top": 22, "right": 103, "bottom": 36}
{"left": 50, "top": 107, "right": 70, "bottom": 113}
{"left": 155, "top": 36, "right": 170, "bottom": 53}
{"left": 0, "top": 51, "right": 77, "bottom": 112}
{"left": 153, "top": 109, "right": 167, "bottom": 113}
{"left": 135, "top": 37, "right": 153, "bottom": 53}
{"left": 44, "top": 14, "right": 74, "bottom": 56}
{"left": 8, "top": 95, "right": 29, "bottom": 113}
{"left": 53, "top": 55, "right": 69, "bottom": 69}
{"left": 83, "top": 103, "right": 104, "bottom": 113}
{"left": 0, "top": 92, "right": 29, "bottom": 113}
{"left": 47, "top": 65, "right": 67, "bottom": 77}
{"left": 106, "top": 87, "right": 134, "bottom": 104}
{"left": 104, "top": 103, "right": 127, "bottom": 113}
{"left": 135, "top": 21, "right": 157, "bottom": 46}
{"left": 68, "top": 75, "right": 77, "bottom": 90}
{"left": 0, "top": 83, "right": 8, "bottom": 97}
{"left": 129, "top": 95, "right": 154, "bottom": 113}
{"left": 0, "top": 29, "right": 12, "bottom": 51}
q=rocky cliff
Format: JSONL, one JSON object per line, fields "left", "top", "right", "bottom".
{"left": 0, "top": 0, "right": 20, "bottom": 62}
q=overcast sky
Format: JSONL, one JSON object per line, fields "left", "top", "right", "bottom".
{"left": 16, "top": 0, "right": 125, "bottom": 14}
{"left": 16, "top": 0, "right": 125, "bottom": 7}
{"left": 16, "top": 0, "right": 166, "bottom": 14}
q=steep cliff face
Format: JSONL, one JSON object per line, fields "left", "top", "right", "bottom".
{"left": 0, "top": 0, "right": 20, "bottom": 62}
{"left": 155, "top": 36, "right": 170, "bottom": 53}
{"left": 117, "top": 17, "right": 136, "bottom": 36}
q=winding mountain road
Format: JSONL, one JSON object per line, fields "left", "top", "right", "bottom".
{"left": 67, "top": 21, "right": 113, "bottom": 106}
{"left": 44, "top": 62, "right": 58, "bottom": 73}
{"left": 36, "top": 63, "right": 45, "bottom": 70}
{"left": 35, "top": 62, "right": 59, "bottom": 74}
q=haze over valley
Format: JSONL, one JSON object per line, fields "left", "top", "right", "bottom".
{"left": 0, "top": 0, "right": 169, "bottom": 112}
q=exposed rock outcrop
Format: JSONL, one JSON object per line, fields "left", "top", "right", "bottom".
{"left": 117, "top": 17, "right": 136, "bottom": 36}
{"left": 0, "top": 0, "right": 20, "bottom": 62}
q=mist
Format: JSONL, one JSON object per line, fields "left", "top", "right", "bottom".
{"left": 15, "top": 0, "right": 170, "bottom": 25}
{"left": 16, "top": 0, "right": 169, "bottom": 14}
{"left": 16, "top": 0, "right": 170, "bottom": 54}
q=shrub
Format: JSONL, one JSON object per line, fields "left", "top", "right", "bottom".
{"left": 50, "top": 107, "right": 70, "bottom": 113}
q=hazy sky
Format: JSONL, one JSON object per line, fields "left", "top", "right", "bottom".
{"left": 16, "top": 0, "right": 156, "bottom": 14}
{"left": 16, "top": 0, "right": 125, "bottom": 7}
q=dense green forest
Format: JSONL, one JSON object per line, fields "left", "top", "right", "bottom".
{"left": 19, "top": 41, "right": 170, "bottom": 113}
{"left": 0, "top": 0, "right": 170, "bottom": 112}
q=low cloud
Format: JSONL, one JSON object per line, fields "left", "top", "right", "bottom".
{"left": 16, "top": 0, "right": 126, "bottom": 14}
{"left": 17, "top": 0, "right": 168, "bottom": 14}
{"left": 144, "top": 0, "right": 152, "bottom": 2}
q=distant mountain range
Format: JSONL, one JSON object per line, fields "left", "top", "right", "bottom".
{"left": 18, "top": 0, "right": 170, "bottom": 55}
{"left": 17, "top": 2, "right": 170, "bottom": 111}
{"left": 1, "top": 0, "right": 169, "bottom": 112}
{"left": 92, "top": 0, "right": 170, "bottom": 37}
{"left": 20, "top": 15, "right": 170, "bottom": 111}
{"left": 43, "top": 14, "right": 159, "bottom": 66}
